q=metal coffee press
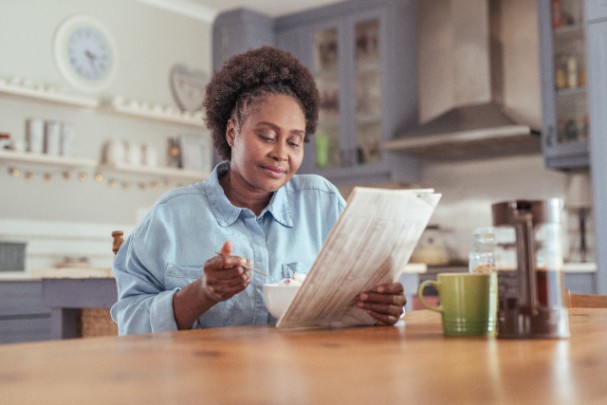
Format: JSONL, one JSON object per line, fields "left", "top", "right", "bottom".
{"left": 492, "top": 199, "right": 570, "bottom": 338}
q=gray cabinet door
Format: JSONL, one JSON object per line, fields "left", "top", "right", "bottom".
{"left": 586, "top": 20, "right": 607, "bottom": 294}
{"left": 586, "top": 0, "right": 607, "bottom": 21}
{"left": 0, "top": 281, "right": 51, "bottom": 344}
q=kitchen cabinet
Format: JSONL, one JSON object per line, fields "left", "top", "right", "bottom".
{"left": 275, "top": 0, "right": 420, "bottom": 184}
{"left": 585, "top": 5, "right": 607, "bottom": 294}
{"left": 0, "top": 280, "right": 51, "bottom": 344}
{"left": 538, "top": 0, "right": 590, "bottom": 169}
{"left": 212, "top": 8, "right": 275, "bottom": 72}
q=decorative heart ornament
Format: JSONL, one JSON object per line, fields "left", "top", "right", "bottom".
{"left": 170, "top": 64, "right": 208, "bottom": 113}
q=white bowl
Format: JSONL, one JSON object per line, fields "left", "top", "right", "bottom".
{"left": 263, "top": 284, "right": 300, "bottom": 319}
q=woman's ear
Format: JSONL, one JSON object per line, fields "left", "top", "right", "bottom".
{"left": 226, "top": 118, "right": 237, "bottom": 147}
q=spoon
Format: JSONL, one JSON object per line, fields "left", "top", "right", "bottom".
{"left": 214, "top": 252, "right": 277, "bottom": 283}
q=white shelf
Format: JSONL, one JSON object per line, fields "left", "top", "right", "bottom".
{"left": 0, "top": 81, "right": 98, "bottom": 108}
{"left": 98, "top": 163, "right": 208, "bottom": 182}
{"left": 101, "top": 102, "right": 204, "bottom": 127}
{"left": 0, "top": 151, "right": 209, "bottom": 183}
{"left": 0, "top": 150, "right": 97, "bottom": 169}
{"left": 1, "top": 77, "right": 203, "bottom": 127}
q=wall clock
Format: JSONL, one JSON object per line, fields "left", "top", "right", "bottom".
{"left": 170, "top": 64, "right": 208, "bottom": 113}
{"left": 53, "top": 15, "right": 117, "bottom": 93}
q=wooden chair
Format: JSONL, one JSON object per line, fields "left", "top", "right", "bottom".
{"left": 74, "top": 231, "right": 124, "bottom": 338}
{"left": 563, "top": 289, "right": 607, "bottom": 308}
{"left": 112, "top": 230, "right": 124, "bottom": 255}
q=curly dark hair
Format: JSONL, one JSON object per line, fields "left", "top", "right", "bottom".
{"left": 203, "top": 46, "right": 319, "bottom": 160}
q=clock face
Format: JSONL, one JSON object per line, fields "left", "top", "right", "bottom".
{"left": 54, "top": 16, "right": 117, "bottom": 93}
{"left": 68, "top": 26, "right": 112, "bottom": 81}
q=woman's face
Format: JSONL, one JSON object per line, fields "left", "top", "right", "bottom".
{"left": 227, "top": 93, "right": 306, "bottom": 194}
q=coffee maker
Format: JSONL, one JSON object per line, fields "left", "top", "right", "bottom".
{"left": 492, "top": 199, "right": 570, "bottom": 339}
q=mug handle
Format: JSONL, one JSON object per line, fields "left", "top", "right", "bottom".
{"left": 417, "top": 280, "right": 442, "bottom": 313}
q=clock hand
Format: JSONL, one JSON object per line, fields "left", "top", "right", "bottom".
{"left": 84, "top": 49, "right": 102, "bottom": 74}
{"left": 85, "top": 49, "right": 97, "bottom": 61}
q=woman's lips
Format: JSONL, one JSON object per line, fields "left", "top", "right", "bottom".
{"left": 261, "top": 164, "right": 287, "bottom": 179}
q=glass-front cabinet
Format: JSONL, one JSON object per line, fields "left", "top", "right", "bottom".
{"left": 353, "top": 19, "right": 383, "bottom": 166}
{"left": 539, "top": 0, "right": 590, "bottom": 169}
{"left": 313, "top": 18, "right": 383, "bottom": 170}
{"left": 313, "top": 26, "right": 342, "bottom": 169}
{"left": 275, "top": 0, "right": 419, "bottom": 185}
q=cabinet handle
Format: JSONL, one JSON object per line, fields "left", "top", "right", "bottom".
{"left": 341, "top": 149, "right": 355, "bottom": 167}
{"left": 545, "top": 126, "right": 555, "bottom": 148}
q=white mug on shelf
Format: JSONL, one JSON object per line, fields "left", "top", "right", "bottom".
{"left": 26, "top": 118, "right": 44, "bottom": 153}
{"left": 142, "top": 144, "right": 158, "bottom": 167}
{"left": 126, "top": 141, "right": 142, "bottom": 166}
{"left": 105, "top": 140, "right": 126, "bottom": 165}
{"left": 60, "top": 123, "right": 75, "bottom": 156}
{"left": 44, "top": 120, "right": 61, "bottom": 156}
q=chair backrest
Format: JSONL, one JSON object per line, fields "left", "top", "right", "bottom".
{"left": 112, "top": 230, "right": 124, "bottom": 256}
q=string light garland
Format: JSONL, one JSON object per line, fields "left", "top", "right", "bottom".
{"left": 2, "top": 165, "right": 187, "bottom": 190}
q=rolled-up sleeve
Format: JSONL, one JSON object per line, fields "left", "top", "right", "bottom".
{"left": 110, "top": 212, "right": 180, "bottom": 335}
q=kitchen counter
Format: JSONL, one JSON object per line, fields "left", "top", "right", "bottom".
{"left": 0, "top": 270, "right": 116, "bottom": 343}
{"left": 417, "top": 262, "right": 597, "bottom": 295}
{"left": 0, "top": 268, "right": 113, "bottom": 280}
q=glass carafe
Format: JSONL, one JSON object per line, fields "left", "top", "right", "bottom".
{"left": 492, "top": 199, "right": 569, "bottom": 339}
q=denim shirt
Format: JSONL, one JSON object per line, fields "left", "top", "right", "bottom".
{"left": 110, "top": 162, "right": 346, "bottom": 335}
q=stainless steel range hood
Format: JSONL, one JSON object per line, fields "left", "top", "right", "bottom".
{"left": 384, "top": 0, "right": 541, "bottom": 159}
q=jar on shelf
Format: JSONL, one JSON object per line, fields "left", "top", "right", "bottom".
{"left": 469, "top": 227, "right": 496, "bottom": 274}
{"left": 554, "top": 56, "right": 567, "bottom": 90}
{"left": 567, "top": 56, "right": 578, "bottom": 88}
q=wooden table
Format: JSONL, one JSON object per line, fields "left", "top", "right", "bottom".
{"left": 2, "top": 309, "right": 607, "bottom": 404}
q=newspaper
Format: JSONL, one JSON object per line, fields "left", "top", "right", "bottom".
{"left": 276, "top": 187, "right": 441, "bottom": 329}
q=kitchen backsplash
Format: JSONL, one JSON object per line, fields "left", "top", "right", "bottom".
{"left": 420, "top": 153, "right": 593, "bottom": 263}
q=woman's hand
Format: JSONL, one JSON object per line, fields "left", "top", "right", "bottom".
{"left": 201, "top": 240, "right": 252, "bottom": 302}
{"left": 173, "top": 240, "right": 251, "bottom": 330}
{"left": 355, "top": 282, "right": 407, "bottom": 326}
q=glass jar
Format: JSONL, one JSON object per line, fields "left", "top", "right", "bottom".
{"left": 469, "top": 227, "right": 496, "bottom": 274}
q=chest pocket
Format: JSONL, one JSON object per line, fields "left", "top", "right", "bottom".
{"left": 164, "top": 263, "right": 202, "bottom": 290}
{"left": 281, "top": 261, "right": 314, "bottom": 279}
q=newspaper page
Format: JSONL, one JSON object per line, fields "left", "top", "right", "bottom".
{"left": 276, "top": 187, "right": 441, "bottom": 329}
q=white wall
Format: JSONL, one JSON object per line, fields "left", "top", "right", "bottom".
{"left": 0, "top": 0, "right": 212, "bottom": 223}
{"left": 0, "top": 0, "right": 212, "bottom": 270}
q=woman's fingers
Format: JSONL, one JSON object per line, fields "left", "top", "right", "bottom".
{"left": 201, "top": 241, "right": 252, "bottom": 302}
{"left": 355, "top": 282, "right": 407, "bottom": 325}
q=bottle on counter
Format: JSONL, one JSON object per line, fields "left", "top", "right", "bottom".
{"left": 469, "top": 227, "right": 496, "bottom": 274}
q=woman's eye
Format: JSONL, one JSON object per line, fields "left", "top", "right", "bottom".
{"left": 258, "top": 133, "right": 275, "bottom": 142}
{"left": 288, "top": 141, "right": 301, "bottom": 149}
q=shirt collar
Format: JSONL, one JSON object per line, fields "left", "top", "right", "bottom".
{"left": 205, "top": 161, "right": 294, "bottom": 228}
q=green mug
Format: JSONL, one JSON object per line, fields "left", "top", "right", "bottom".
{"left": 417, "top": 272, "right": 498, "bottom": 337}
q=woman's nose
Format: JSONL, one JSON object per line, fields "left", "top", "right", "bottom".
{"left": 270, "top": 141, "right": 288, "bottom": 160}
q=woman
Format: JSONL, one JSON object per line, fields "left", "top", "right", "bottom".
{"left": 111, "top": 46, "right": 406, "bottom": 334}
